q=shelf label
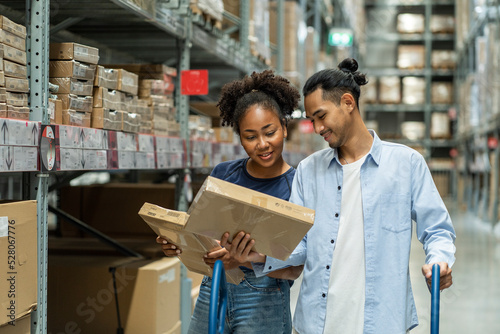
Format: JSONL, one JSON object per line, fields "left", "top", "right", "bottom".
{"left": 181, "top": 70, "right": 208, "bottom": 95}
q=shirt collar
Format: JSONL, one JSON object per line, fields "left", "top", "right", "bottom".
{"left": 327, "top": 129, "right": 382, "bottom": 167}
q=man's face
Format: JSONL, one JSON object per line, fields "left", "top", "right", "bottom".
{"left": 304, "top": 88, "right": 350, "bottom": 148}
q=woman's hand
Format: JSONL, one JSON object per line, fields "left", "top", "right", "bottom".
{"left": 203, "top": 246, "right": 244, "bottom": 270}
{"left": 156, "top": 236, "right": 182, "bottom": 257}
{"left": 220, "top": 231, "right": 266, "bottom": 264}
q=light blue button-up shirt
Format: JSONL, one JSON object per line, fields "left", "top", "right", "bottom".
{"left": 255, "top": 131, "right": 456, "bottom": 334}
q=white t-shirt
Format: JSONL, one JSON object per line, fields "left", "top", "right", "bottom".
{"left": 323, "top": 155, "right": 367, "bottom": 334}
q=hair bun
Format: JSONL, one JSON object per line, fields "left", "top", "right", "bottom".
{"left": 338, "top": 58, "right": 359, "bottom": 73}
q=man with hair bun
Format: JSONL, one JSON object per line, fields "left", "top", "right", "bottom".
{"left": 157, "top": 70, "right": 303, "bottom": 333}
{"left": 225, "top": 58, "right": 456, "bottom": 333}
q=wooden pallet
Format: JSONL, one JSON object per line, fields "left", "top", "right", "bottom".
{"left": 190, "top": 4, "right": 222, "bottom": 30}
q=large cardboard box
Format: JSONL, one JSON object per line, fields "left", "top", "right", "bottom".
{"left": 59, "top": 183, "right": 178, "bottom": 238}
{"left": 139, "top": 176, "right": 315, "bottom": 283}
{"left": 2, "top": 43, "right": 26, "bottom": 66}
{"left": 62, "top": 109, "right": 91, "bottom": 128}
{"left": 0, "top": 201, "right": 37, "bottom": 326}
{"left": 116, "top": 69, "right": 139, "bottom": 96}
{"left": 3, "top": 60, "right": 26, "bottom": 78}
{"left": 4, "top": 77, "right": 28, "bottom": 93}
{"left": 0, "top": 30, "right": 25, "bottom": 52}
{"left": 91, "top": 108, "right": 123, "bottom": 131}
{"left": 50, "top": 42, "right": 99, "bottom": 65}
{"left": 48, "top": 98, "right": 63, "bottom": 125}
{"left": 55, "top": 94, "right": 93, "bottom": 113}
{"left": 94, "top": 65, "right": 119, "bottom": 90}
{"left": 48, "top": 256, "right": 181, "bottom": 334}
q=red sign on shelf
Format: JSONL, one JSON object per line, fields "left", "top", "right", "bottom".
{"left": 181, "top": 70, "right": 208, "bottom": 95}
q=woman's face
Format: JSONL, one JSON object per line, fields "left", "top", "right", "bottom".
{"left": 238, "top": 105, "right": 287, "bottom": 174}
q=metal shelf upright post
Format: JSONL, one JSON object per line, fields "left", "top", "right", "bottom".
{"left": 25, "top": 0, "right": 50, "bottom": 332}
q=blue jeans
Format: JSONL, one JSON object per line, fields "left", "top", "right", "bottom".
{"left": 188, "top": 269, "right": 292, "bottom": 334}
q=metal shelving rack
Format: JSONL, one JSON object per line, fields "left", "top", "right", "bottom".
{"left": 362, "top": 0, "right": 456, "bottom": 203}
{"left": 454, "top": 1, "right": 500, "bottom": 223}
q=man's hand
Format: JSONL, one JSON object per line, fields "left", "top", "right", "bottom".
{"left": 220, "top": 231, "right": 266, "bottom": 264}
{"left": 422, "top": 262, "right": 452, "bottom": 290}
{"left": 156, "top": 236, "right": 182, "bottom": 257}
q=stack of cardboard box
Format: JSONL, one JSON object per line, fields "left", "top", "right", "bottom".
{"left": 106, "top": 64, "right": 178, "bottom": 136}
{"left": 91, "top": 65, "right": 122, "bottom": 131}
{"left": 0, "top": 15, "right": 29, "bottom": 120}
{"left": 49, "top": 42, "right": 99, "bottom": 127}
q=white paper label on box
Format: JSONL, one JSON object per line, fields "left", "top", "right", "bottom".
{"left": 159, "top": 268, "right": 176, "bottom": 284}
{"left": 0, "top": 216, "right": 8, "bottom": 237}
{"left": 48, "top": 100, "right": 55, "bottom": 120}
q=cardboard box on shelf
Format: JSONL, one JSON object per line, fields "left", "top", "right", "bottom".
{"left": 363, "top": 77, "right": 378, "bottom": 104}
{"left": 431, "top": 112, "right": 451, "bottom": 139}
{"left": 48, "top": 98, "right": 63, "bottom": 125}
{"left": 4, "top": 105, "right": 29, "bottom": 120}
{"left": 49, "top": 42, "right": 99, "bottom": 65}
{"left": 269, "top": 1, "right": 301, "bottom": 72}
{"left": 397, "top": 45, "right": 425, "bottom": 69}
{"left": 431, "top": 82, "right": 453, "bottom": 104}
{"left": 62, "top": 109, "right": 91, "bottom": 128}
{"left": 4, "top": 77, "right": 28, "bottom": 93}
{"left": 0, "top": 16, "right": 26, "bottom": 39}
{"left": 104, "top": 64, "right": 177, "bottom": 80}
{"left": 2, "top": 43, "right": 26, "bottom": 65}
{"left": 116, "top": 69, "right": 139, "bottom": 96}
{"left": 0, "top": 88, "right": 5, "bottom": 102}
{"left": 91, "top": 108, "right": 123, "bottom": 131}
{"left": 379, "top": 76, "right": 401, "bottom": 104}
{"left": 431, "top": 50, "right": 456, "bottom": 69}
{"left": 0, "top": 201, "right": 37, "bottom": 326}
{"left": 402, "top": 76, "right": 426, "bottom": 104}
{"left": 92, "top": 87, "right": 121, "bottom": 110}
{"left": 397, "top": 14, "right": 425, "bottom": 34}
{"left": 5, "top": 91, "right": 28, "bottom": 107}
{"left": 49, "top": 77, "right": 93, "bottom": 96}
{"left": 48, "top": 256, "right": 181, "bottom": 334}
{"left": 59, "top": 183, "right": 178, "bottom": 238}
{"left": 401, "top": 121, "right": 426, "bottom": 140}
{"left": 430, "top": 15, "right": 455, "bottom": 34}
{"left": 49, "top": 60, "right": 96, "bottom": 81}
{"left": 122, "top": 112, "right": 141, "bottom": 133}
{"left": 0, "top": 71, "right": 4, "bottom": 87}
{"left": 94, "top": 65, "right": 119, "bottom": 90}
{"left": 0, "top": 29, "right": 25, "bottom": 52}
{"left": 56, "top": 94, "right": 93, "bottom": 113}
{"left": 3, "top": 59, "right": 26, "bottom": 78}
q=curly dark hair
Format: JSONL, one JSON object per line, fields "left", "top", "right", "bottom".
{"left": 217, "top": 70, "right": 300, "bottom": 134}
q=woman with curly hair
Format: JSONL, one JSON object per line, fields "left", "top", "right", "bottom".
{"left": 157, "top": 70, "right": 301, "bottom": 333}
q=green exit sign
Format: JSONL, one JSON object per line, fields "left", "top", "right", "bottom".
{"left": 328, "top": 28, "right": 353, "bottom": 47}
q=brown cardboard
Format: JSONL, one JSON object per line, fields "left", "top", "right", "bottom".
{"left": 5, "top": 92, "right": 28, "bottom": 107}
{"left": 0, "top": 88, "right": 5, "bottom": 102}
{"left": 397, "top": 14, "right": 424, "bottom": 34}
{"left": 402, "top": 77, "right": 426, "bottom": 104}
{"left": 431, "top": 82, "right": 453, "bottom": 104}
{"left": 5, "top": 105, "right": 29, "bottom": 120}
{"left": 4, "top": 77, "right": 28, "bottom": 93}
{"left": 94, "top": 66, "right": 119, "bottom": 90}
{"left": 48, "top": 98, "right": 63, "bottom": 125}
{"left": 0, "top": 30, "right": 25, "bottom": 52}
{"left": 92, "top": 87, "right": 121, "bottom": 110}
{"left": 0, "top": 72, "right": 4, "bottom": 87}
{"left": 0, "top": 201, "right": 38, "bottom": 326}
{"left": 49, "top": 77, "right": 93, "bottom": 96}
{"left": 48, "top": 256, "right": 181, "bottom": 334}
{"left": 0, "top": 16, "right": 26, "bottom": 39}
{"left": 166, "top": 321, "right": 182, "bottom": 334}
{"left": 55, "top": 94, "right": 93, "bottom": 113}
{"left": 139, "top": 203, "right": 245, "bottom": 285}
{"left": 49, "top": 60, "right": 96, "bottom": 80}
{"left": 116, "top": 69, "right": 139, "bottom": 95}
{"left": 104, "top": 64, "right": 177, "bottom": 80}
{"left": 186, "top": 176, "right": 315, "bottom": 261}
{"left": 1, "top": 43, "right": 26, "bottom": 65}
{"left": 59, "top": 183, "right": 178, "bottom": 238}
{"left": 3, "top": 60, "right": 26, "bottom": 78}
{"left": 122, "top": 112, "right": 141, "bottom": 133}
{"left": 62, "top": 110, "right": 91, "bottom": 127}
{"left": 379, "top": 76, "right": 401, "bottom": 104}
{"left": 397, "top": 45, "right": 425, "bottom": 69}
{"left": 50, "top": 42, "right": 99, "bottom": 64}
{"left": 91, "top": 108, "right": 123, "bottom": 131}
{"left": 0, "top": 314, "right": 30, "bottom": 333}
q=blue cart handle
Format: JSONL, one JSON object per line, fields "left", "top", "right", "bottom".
{"left": 431, "top": 264, "right": 440, "bottom": 334}
{"left": 209, "top": 260, "right": 228, "bottom": 334}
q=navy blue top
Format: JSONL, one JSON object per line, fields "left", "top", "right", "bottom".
{"left": 210, "top": 158, "right": 295, "bottom": 201}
